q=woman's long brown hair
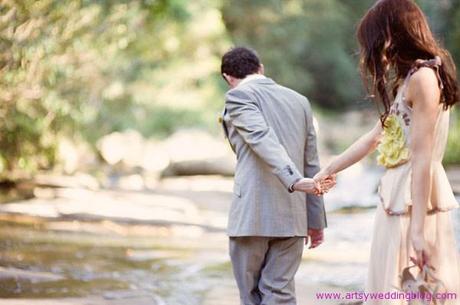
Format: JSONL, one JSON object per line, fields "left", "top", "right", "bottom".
{"left": 357, "top": 0, "right": 459, "bottom": 124}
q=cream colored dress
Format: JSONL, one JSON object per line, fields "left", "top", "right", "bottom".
{"left": 365, "top": 59, "right": 460, "bottom": 305}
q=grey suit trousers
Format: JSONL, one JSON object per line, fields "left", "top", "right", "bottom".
{"left": 229, "top": 236, "right": 304, "bottom": 305}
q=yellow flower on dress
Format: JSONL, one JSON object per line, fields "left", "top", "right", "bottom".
{"left": 377, "top": 114, "right": 410, "bottom": 168}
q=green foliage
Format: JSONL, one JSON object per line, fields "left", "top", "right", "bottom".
{"left": 444, "top": 108, "right": 460, "bottom": 165}
{"left": 222, "top": 0, "right": 460, "bottom": 110}
{"left": 401, "top": 0, "right": 460, "bottom": 165}
{"left": 444, "top": 0, "right": 460, "bottom": 63}
{"left": 221, "top": 0, "right": 374, "bottom": 109}
{"left": 223, "top": 0, "right": 460, "bottom": 165}
{"left": 0, "top": 0, "right": 100, "bottom": 174}
{"left": 0, "top": 0, "right": 228, "bottom": 177}
{"left": 2, "top": 0, "right": 460, "bottom": 179}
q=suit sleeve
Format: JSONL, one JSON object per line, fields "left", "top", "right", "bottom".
{"left": 303, "top": 98, "right": 327, "bottom": 229}
{"left": 225, "top": 89, "right": 303, "bottom": 190}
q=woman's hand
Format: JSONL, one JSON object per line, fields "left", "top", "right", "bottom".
{"left": 293, "top": 178, "right": 322, "bottom": 194}
{"left": 410, "top": 233, "right": 430, "bottom": 269}
{"left": 313, "top": 170, "right": 336, "bottom": 194}
{"left": 406, "top": 67, "right": 440, "bottom": 271}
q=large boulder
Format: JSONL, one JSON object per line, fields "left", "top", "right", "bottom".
{"left": 57, "top": 137, "right": 97, "bottom": 174}
{"left": 97, "top": 130, "right": 144, "bottom": 166}
{"left": 96, "top": 129, "right": 236, "bottom": 178}
{"left": 160, "top": 129, "right": 235, "bottom": 177}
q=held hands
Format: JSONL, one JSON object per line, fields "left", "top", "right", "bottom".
{"left": 315, "top": 174, "right": 336, "bottom": 195}
{"left": 292, "top": 178, "right": 321, "bottom": 194}
{"left": 292, "top": 173, "right": 336, "bottom": 195}
{"left": 313, "top": 169, "right": 337, "bottom": 195}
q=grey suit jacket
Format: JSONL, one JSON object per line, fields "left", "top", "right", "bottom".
{"left": 222, "top": 77, "right": 327, "bottom": 237}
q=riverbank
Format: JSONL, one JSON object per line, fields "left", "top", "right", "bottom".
{"left": 0, "top": 296, "right": 155, "bottom": 305}
{"left": 0, "top": 173, "right": 459, "bottom": 305}
{"left": 0, "top": 176, "right": 356, "bottom": 305}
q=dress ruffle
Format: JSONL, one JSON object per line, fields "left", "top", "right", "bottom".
{"left": 378, "top": 161, "right": 459, "bottom": 215}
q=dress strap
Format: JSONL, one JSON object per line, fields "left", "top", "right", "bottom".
{"left": 407, "top": 56, "right": 444, "bottom": 90}
{"left": 400, "top": 56, "right": 443, "bottom": 104}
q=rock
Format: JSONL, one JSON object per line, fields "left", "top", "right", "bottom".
{"left": 118, "top": 174, "right": 145, "bottom": 191}
{"left": 96, "top": 129, "right": 236, "bottom": 177}
{"left": 57, "top": 137, "right": 97, "bottom": 174}
{"left": 161, "top": 157, "right": 235, "bottom": 177}
{"left": 34, "top": 173, "right": 100, "bottom": 190}
{"left": 141, "top": 140, "right": 170, "bottom": 173}
{"left": 0, "top": 188, "right": 225, "bottom": 230}
{"left": 161, "top": 129, "right": 235, "bottom": 177}
{"left": 0, "top": 267, "right": 64, "bottom": 282}
{"left": 103, "top": 290, "right": 153, "bottom": 300}
{"left": 164, "top": 129, "right": 233, "bottom": 162}
{"left": 0, "top": 179, "right": 35, "bottom": 203}
{"left": 97, "top": 130, "right": 170, "bottom": 174}
{"left": 97, "top": 130, "right": 144, "bottom": 166}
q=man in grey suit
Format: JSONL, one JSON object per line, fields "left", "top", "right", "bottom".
{"left": 220, "top": 47, "right": 333, "bottom": 305}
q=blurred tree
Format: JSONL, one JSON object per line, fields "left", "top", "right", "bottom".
{"left": 418, "top": 0, "right": 460, "bottom": 164}
{"left": 0, "top": 0, "right": 106, "bottom": 176}
{"left": 1, "top": 0, "right": 460, "bottom": 179}
{"left": 439, "top": 0, "right": 460, "bottom": 63}
{"left": 0, "top": 0, "right": 228, "bottom": 178}
{"left": 222, "top": 0, "right": 374, "bottom": 109}
{"left": 222, "top": 0, "right": 460, "bottom": 109}
{"left": 221, "top": 0, "right": 460, "bottom": 164}
{"left": 88, "top": 0, "right": 229, "bottom": 140}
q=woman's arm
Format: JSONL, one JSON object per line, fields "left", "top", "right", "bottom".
{"left": 406, "top": 67, "right": 441, "bottom": 267}
{"left": 316, "top": 121, "right": 382, "bottom": 178}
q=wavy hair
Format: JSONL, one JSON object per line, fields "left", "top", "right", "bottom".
{"left": 357, "top": 0, "right": 459, "bottom": 124}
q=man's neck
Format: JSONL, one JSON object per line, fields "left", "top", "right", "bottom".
{"left": 237, "top": 73, "right": 266, "bottom": 87}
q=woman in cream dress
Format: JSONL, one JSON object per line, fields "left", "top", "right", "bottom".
{"left": 315, "top": 0, "right": 460, "bottom": 304}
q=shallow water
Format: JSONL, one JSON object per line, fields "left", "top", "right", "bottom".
{"left": 299, "top": 206, "right": 460, "bottom": 291}
{"left": 0, "top": 172, "right": 459, "bottom": 304}
{"left": 1, "top": 207, "right": 458, "bottom": 303}
{"left": 0, "top": 221, "right": 231, "bottom": 304}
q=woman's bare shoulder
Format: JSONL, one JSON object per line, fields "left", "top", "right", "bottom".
{"left": 407, "top": 67, "right": 441, "bottom": 108}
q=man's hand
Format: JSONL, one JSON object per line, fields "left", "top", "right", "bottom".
{"left": 306, "top": 228, "right": 324, "bottom": 249}
{"left": 293, "top": 178, "right": 321, "bottom": 194}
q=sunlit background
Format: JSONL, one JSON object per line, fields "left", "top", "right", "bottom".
{"left": 0, "top": 1, "right": 459, "bottom": 304}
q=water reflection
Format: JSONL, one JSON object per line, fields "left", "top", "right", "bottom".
{"left": 0, "top": 172, "right": 459, "bottom": 304}
{"left": 0, "top": 221, "right": 231, "bottom": 304}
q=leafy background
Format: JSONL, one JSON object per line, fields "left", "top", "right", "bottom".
{"left": 1, "top": 0, "right": 460, "bottom": 178}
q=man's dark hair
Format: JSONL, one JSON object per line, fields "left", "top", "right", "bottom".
{"left": 221, "top": 47, "right": 261, "bottom": 79}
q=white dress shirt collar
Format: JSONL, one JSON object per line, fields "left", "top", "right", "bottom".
{"left": 237, "top": 74, "right": 266, "bottom": 87}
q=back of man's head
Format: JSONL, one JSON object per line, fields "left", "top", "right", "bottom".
{"left": 221, "top": 47, "right": 261, "bottom": 79}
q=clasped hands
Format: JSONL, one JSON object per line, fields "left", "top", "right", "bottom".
{"left": 292, "top": 171, "right": 336, "bottom": 195}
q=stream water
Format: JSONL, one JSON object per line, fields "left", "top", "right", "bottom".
{"left": 0, "top": 168, "right": 459, "bottom": 304}
{"left": 0, "top": 221, "right": 231, "bottom": 304}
